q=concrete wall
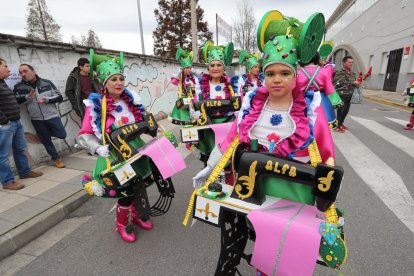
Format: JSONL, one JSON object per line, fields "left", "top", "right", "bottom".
{"left": 0, "top": 33, "right": 214, "bottom": 167}
{"left": 326, "top": 0, "right": 414, "bottom": 92}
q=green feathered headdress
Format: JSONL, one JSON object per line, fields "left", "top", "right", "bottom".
{"left": 239, "top": 50, "right": 260, "bottom": 72}
{"left": 257, "top": 10, "right": 325, "bottom": 73}
{"left": 202, "top": 40, "right": 234, "bottom": 66}
{"left": 175, "top": 47, "right": 194, "bottom": 68}
{"left": 90, "top": 49, "right": 124, "bottom": 85}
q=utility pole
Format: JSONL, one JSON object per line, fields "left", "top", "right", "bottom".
{"left": 191, "top": 0, "right": 198, "bottom": 62}
{"left": 137, "top": 0, "right": 145, "bottom": 55}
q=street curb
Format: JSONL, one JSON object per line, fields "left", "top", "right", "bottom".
{"left": 363, "top": 95, "right": 412, "bottom": 111}
{"left": 0, "top": 190, "right": 90, "bottom": 261}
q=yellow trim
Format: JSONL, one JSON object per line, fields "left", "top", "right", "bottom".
{"left": 198, "top": 193, "right": 253, "bottom": 212}
{"left": 235, "top": 161, "right": 257, "bottom": 200}
{"left": 183, "top": 135, "right": 240, "bottom": 226}
{"left": 229, "top": 84, "right": 235, "bottom": 97}
{"left": 308, "top": 140, "right": 322, "bottom": 167}
{"left": 308, "top": 139, "right": 339, "bottom": 225}
{"left": 101, "top": 95, "right": 111, "bottom": 170}
{"left": 178, "top": 75, "right": 183, "bottom": 98}
{"left": 259, "top": 10, "right": 284, "bottom": 51}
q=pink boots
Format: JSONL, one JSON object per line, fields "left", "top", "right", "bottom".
{"left": 116, "top": 204, "right": 136, "bottom": 243}
{"left": 131, "top": 204, "right": 154, "bottom": 230}
{"left": 404, "top": 114, "right": 414, "bottom": 130}
{"left": 115, "top": 203, "right": 154, "bottom": 242}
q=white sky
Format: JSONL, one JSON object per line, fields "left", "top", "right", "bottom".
{"left": 0, "top": 0, "right": 341, "bottom": 55}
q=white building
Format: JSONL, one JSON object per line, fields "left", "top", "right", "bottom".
{"left": 326, "top": 0, "right": 414, "bottom": 92}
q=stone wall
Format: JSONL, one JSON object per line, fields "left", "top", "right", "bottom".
{"left": 0, "top": 33, "right": 212, "bottom": 167}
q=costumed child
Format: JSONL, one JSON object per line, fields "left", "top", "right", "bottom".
{"left": 191, "top": 40, "right": 236, "bottom": 165}
{"left": 170, "top": 47, "right": 197, "bottom": 125}
{"left": 77, "top": 50, "right": 185, "bottom": 243}
{"left": 296, "top": 51, "right": 336, "bottom": 162}
{"left": 231, "top": 50, "right": 263, "bottom": 95}
{"left": 191, "top": 10, "right": 346, "bottom": 276}
{"left": 318, "top": 41, "right": 344, "bottom": 118}
{"left": 403, "top": 76, "right": 414, "bottom": 130}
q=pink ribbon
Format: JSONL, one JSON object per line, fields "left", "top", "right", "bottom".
{"left": 209, "top": 122, "right": 233, "bottom": 145}
{"left": 248, "top": 199, "right": 323, "bottom": 276}
{"left": 138, "top": 137, "right": 186, "bottom": 179}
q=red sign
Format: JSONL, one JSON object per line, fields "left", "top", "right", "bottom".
{"left": 403, "top": 46, "right": 411, "bottom": 59}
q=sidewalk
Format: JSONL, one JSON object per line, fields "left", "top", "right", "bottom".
{"left": 0, "top": 118, "right": 186, "bottom": 261}
{"left": 0, "top": 151, "right": 94, "bottom": 260}
{"left": 362, "top": 88, "right": 412, "bottom": 111}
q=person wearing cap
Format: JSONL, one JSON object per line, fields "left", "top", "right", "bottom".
{"left": 170, "top": 47, "right": 197, "bottom": 125}
{"left": 78, "top": 50, "right": 153, "bottom": 242}
{"left": 193, "top": 30, "right": 314, "bottom": 190}
{"left": 195, "top": 40, "right": 236, "bottom": 104}
{"left": 191, "top": 40, "right": 237, "bottom": 165}
{"left": 231, "top": 50, "right": 264, "bottom": 95}
{"left": 77, "top": 51, "right": 156, "bottom": 243}
{"left": 192, "top": 11, "right": 342, "bottom": 276}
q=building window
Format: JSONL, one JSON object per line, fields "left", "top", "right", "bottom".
{"left": 380, "top": 52, "right": 388, "bottom": 74}
{"left": 369, "top": 54, "right": 374, "bottom": 69}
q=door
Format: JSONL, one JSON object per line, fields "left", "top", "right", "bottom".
{"left": 383, "top": 48, "right": 403, "bottom": 91}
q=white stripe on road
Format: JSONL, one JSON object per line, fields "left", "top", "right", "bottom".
{"left": 351, "top": 116, "right": 414, "bottom": 159}
{"left": 384, "top": 116, "right": 409, "bottom": 127}
{"left": 333, "top": 131, "right": 414, "bottom": 234}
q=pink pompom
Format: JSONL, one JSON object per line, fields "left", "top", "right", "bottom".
{"left": 171, "top": 78, "right": 180, "bottom": 85}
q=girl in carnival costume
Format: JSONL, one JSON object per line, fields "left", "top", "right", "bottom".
{"left": 403, "top": 76, "right": 414, "bottom": 130}
{"left": 318, "top": 40, "right": 345, "bottom": 116}
{"left": 170, "top": 47, "right": 197, "bottom": 125}
{"left": 231, "top": 50, "right": 264, "bottom": 95}
{"left": 77, "top": 50, "right": 185, "bottom": 243}
{"left": 191, "top": 11, "right": 345, "bottom": 275}
{"left": 191, "top": 40, "right": 236, "bottom": 164}
{"left": 296, "top": 51, "right": 336, "bottom": 162}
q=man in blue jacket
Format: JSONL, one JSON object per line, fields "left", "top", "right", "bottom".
{"left": 14, "top": 64, "right": 66, "bottom": 168}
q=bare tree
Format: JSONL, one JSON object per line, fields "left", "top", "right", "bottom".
{"left": 232, "top": 0, "right": 256, "bottom": 52}
{"left": 70, "top": 30, "right": 103, "bottom": 48}
{"left": 26, "top": 0, "right": 62, "bottom": 42}
{"left": 81, "top": 30, "right": 102, "bottom": 48}
{"left": 70, "top": 35, "right": 80, "bottom": 46}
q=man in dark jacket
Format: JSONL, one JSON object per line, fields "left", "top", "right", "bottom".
{"left": 65, "top": 58, "right": 100, "bottom": 118}
{"left": 0, "top": 58, "right": 43, "bottom": 190}
{"left": 14, "top": 64, "right": 67, "bottom": 168}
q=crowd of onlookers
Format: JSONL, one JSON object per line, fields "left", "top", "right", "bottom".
{"left": 0, "top": 57, "right": 99, "bottom": 190}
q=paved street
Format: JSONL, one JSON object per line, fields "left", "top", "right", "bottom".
{"left": 1, "top": 99, "right": 414, "bottom": 275}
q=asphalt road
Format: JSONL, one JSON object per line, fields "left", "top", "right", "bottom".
{"left": 3, "top": 100, "right": 414, "bottom": 276}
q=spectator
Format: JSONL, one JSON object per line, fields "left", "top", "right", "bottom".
{"left": 14, "top": 64, "right": 66, "bottom": 168}
{"left": 333, "top": 56, "right": 361, "bottom": 132}
{"left": 0, "top": 58, "right": 43, "bottom": 190}
{"left": 65, "top": 58, "right": 100, "bottom": 118}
